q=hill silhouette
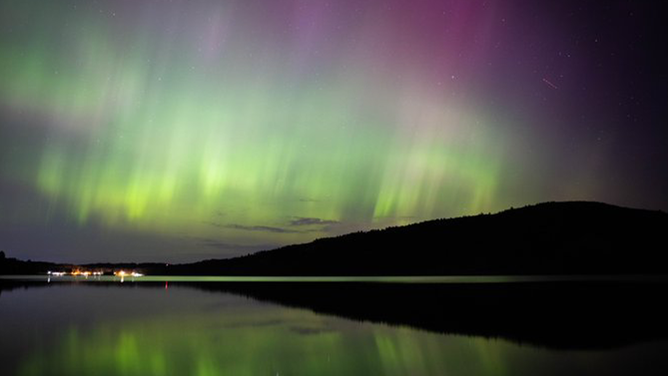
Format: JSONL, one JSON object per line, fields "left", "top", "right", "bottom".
{"left": 2, "top": 201, "right": 666, "bottom": 276}
{"left": 165, "top": 201, "right": 667, "bottom": 275}
{"left": 0, "top": 257, "right": 61, "bottom": 275}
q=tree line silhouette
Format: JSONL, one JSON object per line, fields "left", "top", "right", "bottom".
{"left": 164, "top": 201, "right": 668, "bottom": 276}
{"left": 2, "top": 201, "right": 667, "bottom": 276}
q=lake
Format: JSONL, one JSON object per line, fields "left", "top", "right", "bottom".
{"left": 1, "top": 276, "right": 667, "bottom": 375}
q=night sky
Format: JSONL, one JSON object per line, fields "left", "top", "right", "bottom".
{"left": 1, "top": 0, "right": 666, "bottom": 263}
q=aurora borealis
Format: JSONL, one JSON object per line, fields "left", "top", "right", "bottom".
{"left": 1, "top": 1, "right": 667, "bottom": 262}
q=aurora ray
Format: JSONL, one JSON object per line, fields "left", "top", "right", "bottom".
{"left": 1, "top": 0, "right": 666, "bottom": 262}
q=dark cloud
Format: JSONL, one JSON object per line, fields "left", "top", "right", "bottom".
{"left": 226, "top": 224, "right": 300, "bottom": 234}
{"left": 195, "top": 238, "right": 277, "bottom": 253}
{"left": 206, "top": 221, "right": 326, "bottom": 233}
{"left": 289, "top": 217, "right": 340, "bottom": 226}
{"left": 289, "top": 326, "right": 336, "bottom": 336}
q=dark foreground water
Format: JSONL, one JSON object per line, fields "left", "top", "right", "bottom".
{"left": 1, "top": 276, "right": 668, "bottom": 375}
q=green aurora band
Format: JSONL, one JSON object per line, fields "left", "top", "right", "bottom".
{"left": 3, "top": 0, "right": 643, "bottom": 261}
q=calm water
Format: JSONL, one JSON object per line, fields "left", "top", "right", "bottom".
{"left": 1, "top": 277, "right": 667, "bottom": 376}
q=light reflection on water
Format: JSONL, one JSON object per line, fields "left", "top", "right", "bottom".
{"left": 0, "top": 281, "right": 667, "bottom": 376}
{"left": 3, "top": 274, "right": 667, "bottom": 283}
